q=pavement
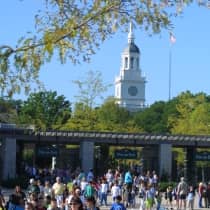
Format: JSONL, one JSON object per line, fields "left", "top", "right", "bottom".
{"left": 99, "top": 193, "right": 209, "bottom": 210}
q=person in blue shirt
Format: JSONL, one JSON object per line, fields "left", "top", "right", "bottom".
{"left": 124, "top": 170, "right": 133, "bottom": 207}
{"left": 124, "top": 170, "right": 132, "bottom": 185}
{"left": 110, "top": 195, "right": 126, "bottom": 210}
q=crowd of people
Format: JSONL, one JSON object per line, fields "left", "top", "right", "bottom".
{"left": 163, "top": 177, "right": 210, "bottom": 210}
{"left": 0, "top": 166, "right": 208, "bottom": 210}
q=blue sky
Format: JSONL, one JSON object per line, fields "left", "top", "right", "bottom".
{"left": 1, "top": 1, "right": 210, "bottom": 106}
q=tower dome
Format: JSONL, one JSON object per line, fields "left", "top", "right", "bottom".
{"left": 123, "top": 22, "right": 140, "bottom": 54}
{"left": 123, "top": 42, "right": 140, "bottom": 54}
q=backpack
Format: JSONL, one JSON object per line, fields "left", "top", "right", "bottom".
{"left": 178, "top": 182, "right": 188, "bottom": 195}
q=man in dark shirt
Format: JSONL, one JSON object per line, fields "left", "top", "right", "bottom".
{"left": 27, "top": 178, "right": 40, "bottom": 197}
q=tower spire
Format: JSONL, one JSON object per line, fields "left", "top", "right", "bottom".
{"left": 128, "top": 22, "right": 134, "bottom": 44}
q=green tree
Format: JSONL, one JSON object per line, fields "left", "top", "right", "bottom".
{"left": 0, "top": 98, "right": 19, "bottom": 123}
{"left": 169, "top": 91, "right": 208, "bottom": 134}
{"left": 61, "top": 102, "right": 99, "bottom": 131}
{"left": 96, "top": 98, "right": 142, "bottom": 132}
{"left": 172, "top": 147, "right": 185, "bottom": 177}
{"left": 0, "top": 0, "right": 199, "bottom": 96}
{"left": 133, "top": 100, "right": 178, "bottom": 133}
{"left": 62, "top": 98, "right": 142, "bottom": 132}
{"left": 168, "top": 91, "right": 210, "bottom": 180}
{"left": 73, "top": 70, "right": 111, "bottom": 108}
{"left": 62, "top": 69, "right": 111, "bottom": 131}
{"left": 18, "top": 91, "right": 71, "bottom": 130}
{"left": 189, "top": 103, "right": 210, "bottom": 134}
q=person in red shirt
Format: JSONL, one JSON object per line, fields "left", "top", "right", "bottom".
{"left": 198, "top": 182, "right": 206, "bottom": 208}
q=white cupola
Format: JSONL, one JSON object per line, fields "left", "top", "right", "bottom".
{"left": 115, "top": 22, "right": 146, "bottom": 112}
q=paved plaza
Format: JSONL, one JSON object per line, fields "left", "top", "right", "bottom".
{"left": 98, "top": 193, "right": 209, "bottom": 210}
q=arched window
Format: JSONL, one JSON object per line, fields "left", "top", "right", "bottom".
{"left": 136, "top": 58, "right": 139, "bottom": 68}
{"left": 125, "top": 57, "right": 128, "bottom": 68}
{"left": 130, "top": 57, "right": 134, "bottom": 69}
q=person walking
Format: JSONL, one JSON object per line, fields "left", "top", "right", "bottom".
{"left": 84, "top": 181, "right": 95, "bottom": 199}
{"left": 198, "top": 182, "right": 206, "bottom": 208}
{"left": 139, "top": 182, "right": 146, "bottom": 210}
{"left": 87, "top": 169, "right": 94, "bottom": 182}
{"left": 124, "top": 170, "right": 133, "bottom": 191}
{"left": 177, "top": 177, "right": 188, "bottom": 210}
{"left": 110, "top": 195, "right": 126, "bottom": 210}
{"left": 100, "top": 179, "right": 108, "bottom": 206}
{"left": 52, "top": 176, "right": 65, "bottom": 208}
{"left": 145, "top": 184, "right": 155, "bottom": 210}
{"left": 187, "top": 185, "right": 195, "bottom": 210}
{"left": 124, "top": 169, "right": 133, "bottom": 207}
{"left": 27, "top": 178, "right": 40, "bottom": 198}
{"left": 155, "top": 190, "right": 162, "bottom": 210}
{"left": 166, "top": 185, "right": 173, "bottom": 209}
{"left": 68, "top": 196, "right": 83, "bottom": 210}
{"left": 85, "top": 196, "right": 100, "bottom": 210}
{"left": 111, "top": 181, "right": 121, "bottom": 203}
{"left": 106, "top": 169, "right": 114, "bottom": 192}
{"left": 206, "top": 182, "right": 210, "bottom": 208}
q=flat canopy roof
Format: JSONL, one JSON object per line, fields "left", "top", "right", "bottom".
{"left": 0, "top": 127, "right": 210, "bottom": 147}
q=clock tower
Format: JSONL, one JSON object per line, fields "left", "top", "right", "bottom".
{"left": 115, "top": 23, "right": 146, "bottom": 112}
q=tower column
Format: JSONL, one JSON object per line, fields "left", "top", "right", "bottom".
{"left": 159, "top": 144, "right": 172, "bottom": 179}
{"left": 0, "top": 138, "right": 16, "bottom": 180}
{"left": 80, "top": 141, "right": 94, "bottom": 174}
{"left": 142, "top": 145, "right": 159, "bottom": 173}
{"left": 186, "top": 146, "right": 196, "bottom": 186}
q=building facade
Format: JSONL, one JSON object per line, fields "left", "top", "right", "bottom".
{"left": 115, "top": 23, "right": 146, "bottom": 112}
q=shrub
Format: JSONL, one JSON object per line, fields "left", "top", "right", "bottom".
{"left": 158, "top": 181, "right": 177, "bottom": 192}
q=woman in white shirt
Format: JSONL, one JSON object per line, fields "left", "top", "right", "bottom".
{"left": 111, "top": 181, "right": 121, "bottom": 202}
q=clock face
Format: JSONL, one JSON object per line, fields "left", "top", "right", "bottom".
{"left": 128, "top": 86, "right": 138, "bottom": 96}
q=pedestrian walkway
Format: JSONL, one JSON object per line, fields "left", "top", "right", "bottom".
{"left": 100, "top": 193, "right": 209, "bottom": 210}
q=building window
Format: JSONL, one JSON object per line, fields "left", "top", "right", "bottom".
{"left": 125, "top": 57, "right": 128, "bottom": 68}
{"left": 130, "top": 57, "right": 134, "bottom": 69}
{"left": 136, "top": 58, "right": 139, "bottom": 68}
